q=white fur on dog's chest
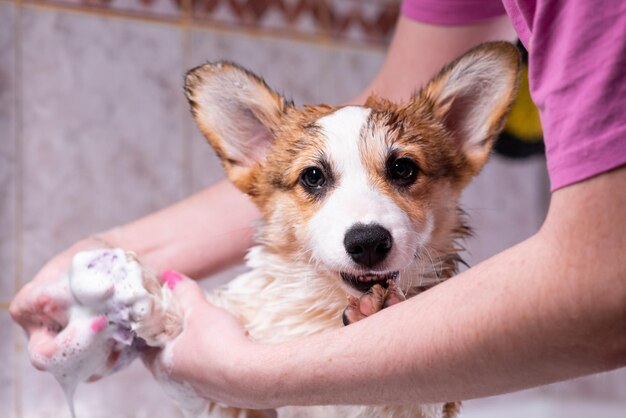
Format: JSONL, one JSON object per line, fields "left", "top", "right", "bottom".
{"left": 206, "top": 246, "right": 348, "bottom": 343}
{"left": 205, "top": 246, "right": 447, "bottom": 418}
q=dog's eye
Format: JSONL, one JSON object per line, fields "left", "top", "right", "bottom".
{"left": 300, "top": 167, "right": 326, "bottom": 189}
{"left": 388, "top": 157, "right": 418, "bottom": 186}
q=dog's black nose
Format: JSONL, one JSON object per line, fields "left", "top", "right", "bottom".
{"left": 344, "top": 223, "right": 393, "bottom": 268}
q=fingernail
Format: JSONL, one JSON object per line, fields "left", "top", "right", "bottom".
{"left": 90, "top": 316, "right": 108, "bottom": 333}
{"left": 162, "top": 270, "right": 183, "bottom": 290}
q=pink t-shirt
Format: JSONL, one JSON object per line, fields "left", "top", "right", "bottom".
{"left": 402, "top": 0, "right": 626, "bottom": 191}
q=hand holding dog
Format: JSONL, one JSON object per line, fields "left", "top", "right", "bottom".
{"left": 142, "top": 272, "right": 264, "bottom": 409}
{"left": 9, "top": 236, "right": 114, "bottom": 375}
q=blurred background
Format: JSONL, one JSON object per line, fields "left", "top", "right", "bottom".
{"left": 0, "top": 0, "right": 624, "bottom": 416}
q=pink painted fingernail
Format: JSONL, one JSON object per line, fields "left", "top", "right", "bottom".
{"left": 162, "top": 270, "right": 183, "bottom": 290}
{"left": 91, "top": 316, "right": 108, "bottom": 333}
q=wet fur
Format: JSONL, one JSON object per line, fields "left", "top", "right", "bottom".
{"left": 180, "top": 43, "right": 521, "bottom": 418}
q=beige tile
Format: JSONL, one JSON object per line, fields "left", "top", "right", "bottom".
{"left": 15, "top": 8, "right": 192, "bottom": 417}
{"left": 0, "top": 1, "right": 16, "bottom": 302}
{"left": 463, "top": 394, "right": 626, "bottom": 418}
{"left": 464, "top": 371, "right": 626, "bottom": 414}
{"left": 322, "top": 44, "right": 384, "bottom": 104}
{"left": 185, "top": 113, "right": 225, "bottom": 193}
{"left": 203, "top": 35, "right": 384, "bottom": 106}
{"left": 190, "top": 29, "right": 331, "bottom": 104}
{"left": 536, "top": 369, "right": 626, "bottom": 401}
{"left": 20, "top": 9, "right": 186, "bottom": 282}
{"left": 0, "top": 312, "right": 17, "bottom": 418}
{"left": 460, "top": 155, "right": 550, "bottom": 266}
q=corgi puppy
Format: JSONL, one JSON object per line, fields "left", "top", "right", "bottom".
{"left": 184, "top": 42, "right": 521, "bottom": 418}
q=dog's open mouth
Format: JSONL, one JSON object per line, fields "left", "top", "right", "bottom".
{"left": 340, "top": 271, "right": 399, "bottom": 293}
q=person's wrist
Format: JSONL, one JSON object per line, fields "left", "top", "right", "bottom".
{"left": 95, "top": 227, "right": 162, "bottom": 272}
{"left": 94, "top": 227, "right": 125, "bottom": 250}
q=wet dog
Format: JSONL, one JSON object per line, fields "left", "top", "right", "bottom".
{"left": 184, "top": 42, "right": 520, "bottom": 418}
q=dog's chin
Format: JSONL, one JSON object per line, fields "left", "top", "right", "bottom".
{"left": 340, "top": 271, "right": 399, "bottom": 294}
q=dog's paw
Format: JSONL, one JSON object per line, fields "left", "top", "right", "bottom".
{"left": 342, "top": 280, "right": 406, "bottom": 326}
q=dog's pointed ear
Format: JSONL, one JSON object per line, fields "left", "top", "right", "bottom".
{"left": 185, "top": 62, "right": 289, "bottom": 193}
{"left": 420, "top": 42, "right": 521, "bottom": 174}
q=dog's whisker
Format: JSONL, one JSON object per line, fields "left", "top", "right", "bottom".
{"left": 422, "top": 246, "right": 441, "bottom": 284}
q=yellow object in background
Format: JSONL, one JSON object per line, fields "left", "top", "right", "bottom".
{"left": 495, "top": 42, "right": 545, "bottom": 158}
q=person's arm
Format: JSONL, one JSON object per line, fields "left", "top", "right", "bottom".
{"left": 353, "top": 15, "right": 516, "bottom": 104}
{"left": 101, "top": 179, "right": 258, "bottom": 278}
{"left": 161, "top": 165, "right": 626, "bottom": 409}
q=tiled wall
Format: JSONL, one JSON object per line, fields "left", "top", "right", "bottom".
{"left": 0, "top": 0, "right": 623, "bottom": 417}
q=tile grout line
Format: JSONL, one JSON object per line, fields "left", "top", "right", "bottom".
{"left": 181, "top": 0, "right": 193, "bottom": 196}
{"left": 13, "top": 0, "right": 23, "bottom": 415}
{"left": 319, "top": 0, "right": 336, "bottom": 103}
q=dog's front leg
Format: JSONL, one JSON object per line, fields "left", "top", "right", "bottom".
{"left": 342, "top": 280, "right": 406, "bottom": 325}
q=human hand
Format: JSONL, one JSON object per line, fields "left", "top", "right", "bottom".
{"left": 10, "top": 236, "right": 143, "bottom": 385}
{"left": 10, "top": 237, "right": 108, "bottom": 367}
{"left": 142, "top": 272, "right": 263, "bottom": 411}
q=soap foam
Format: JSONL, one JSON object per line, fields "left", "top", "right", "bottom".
{"left": 28, "top": 248, "right": 206, "bottom": 417}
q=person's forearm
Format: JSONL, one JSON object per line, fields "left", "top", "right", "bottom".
{"left": 352, "top": 16, "right": 517, "bottom": 104}
{"left": 100, "top": 180, "right": 259, "bottom": 278}
{"left": 245, "top": 168, "right": 626, "bottom": 407}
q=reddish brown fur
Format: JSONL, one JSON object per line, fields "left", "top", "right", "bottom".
{"left": 246, "top": 105, "right": 342, "bottom": 256}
